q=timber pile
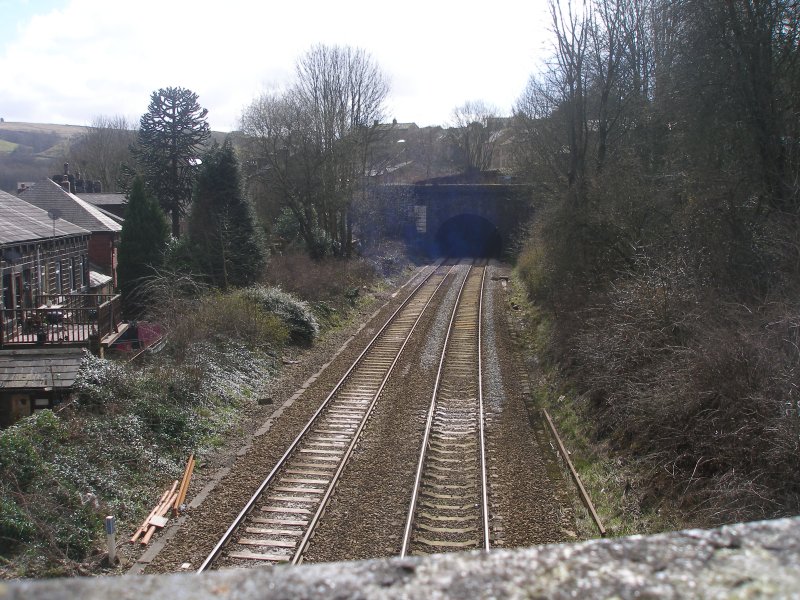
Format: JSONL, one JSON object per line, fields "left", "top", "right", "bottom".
{"left": 131, "top": 454, "right": 195, "bottom": 545}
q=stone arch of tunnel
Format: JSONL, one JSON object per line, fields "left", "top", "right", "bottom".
{"left": 433, "top": 213, "right": 503, "bottom": 258}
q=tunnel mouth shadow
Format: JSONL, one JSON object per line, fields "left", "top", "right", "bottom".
{"left": 433, "top": 214, "right": 503, "bottom": 258}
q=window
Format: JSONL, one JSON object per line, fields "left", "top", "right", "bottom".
{"left": 2, "top": 273, "right": 11, "bottom": 311}
{"left": 55, "top": 260, "right": 62, "bottom": 295}
{"left": 70, "top": 257, "right": 76, "bottom": 291}
{"left": 22, "top": 269, "right": 32, "bottom": 307}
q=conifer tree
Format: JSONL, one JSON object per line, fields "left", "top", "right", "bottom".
{"left": 134, "top": 87, "right": 210, "bottom": 237}
{"left": 189, "top": 141, "right": 266, "bottom": 288}
{"left": 118, "top": 176, "right": 170, "bottom": 314}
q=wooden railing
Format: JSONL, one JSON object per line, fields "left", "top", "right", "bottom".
{"left": 0, "top": 294, "right": 122, "bottom": 348}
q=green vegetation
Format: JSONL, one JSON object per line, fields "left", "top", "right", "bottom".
{"left": 118, "top": 177, "right": 170, "bottom": 316}
{"left": 0, "top": 140, "right": 19, "bottom": 154}
{"left": 188, "top": 141, "right": 266, "bottom": 289}
{"left": 0, "top": 300, "right": 280, "bottom": 576}
{"left": 241, "top": 286, "right": 318, "bottom": 346}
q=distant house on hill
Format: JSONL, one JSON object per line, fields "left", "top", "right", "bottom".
{"left": 18, "top": 177, "right": 122, "bottom": 289}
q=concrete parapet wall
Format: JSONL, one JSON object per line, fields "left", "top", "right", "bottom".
{"left": 3, "top": 517, "right": 799, "bottom": 599}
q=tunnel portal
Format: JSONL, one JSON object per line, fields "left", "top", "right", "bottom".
{"left": 434, "top": 214, "right": 503, "bottom": 258}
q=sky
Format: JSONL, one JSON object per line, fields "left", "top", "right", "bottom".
{"left": 0, "top": 0, "right": 553, "bottom": 132}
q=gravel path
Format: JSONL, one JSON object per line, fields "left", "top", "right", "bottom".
{"left": 136, "top": 260, "right": 573, "bottom": 573}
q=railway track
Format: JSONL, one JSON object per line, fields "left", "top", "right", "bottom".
{"left": 198, "top": 262, "right": 457, "bottom": 571}
{"left": 400, "top": 263, "right": 490, "bottom": 556}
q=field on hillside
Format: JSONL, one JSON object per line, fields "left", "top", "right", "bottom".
{"left": 0, "top": 121, "right": 88, "bottom": 192}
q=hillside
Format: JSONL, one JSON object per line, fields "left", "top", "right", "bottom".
{"left": 0, "top": 121, "right": 231, "bottom": 193}
{"left": 0, "top": 121, "right": 88, "bottom": 192}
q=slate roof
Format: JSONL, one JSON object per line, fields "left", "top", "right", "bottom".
{"left": 0, "top": 347, "right": 86, "bottom": 391}
{"left": 0, "top": 189, "right": 90, "bottom": 245}
{"left": 18, "top": 179, "right": 122, "bottom": 233}
{"left": 76, "top": 192, "right": 127, "bottom": 207}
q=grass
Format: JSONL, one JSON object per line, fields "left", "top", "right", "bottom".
{"left": 0, "top": 139, "right": 19, "bottom": 154}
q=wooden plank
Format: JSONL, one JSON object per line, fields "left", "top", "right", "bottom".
{"left": 238, "top": 538, "right": 296, "bottom": 548}
{"left": 141, "top": 491, "right": 178, "bottom": 545}
{"left": 173, "top": 454, "right": 195, "bottom": 515}
{"left": 228, "top": 551, "right": 290, "bottom": 562}
{"left": 260, "top": 506, "right": 312, "bottom": 515}
{"left": 244, "top": 527, "right": 303, "bottom": 536}
{"left": 130, "top": 481, "right": 176, "bottom": 543}
{"left": 250, "top": 517, "right": 308, "bottom": 526}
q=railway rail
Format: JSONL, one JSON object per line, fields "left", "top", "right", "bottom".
{"left": 400, "top": 263, "right": 490, "bottom": 556}
{"left": 197, "top": 261, "right": 457, "bottom": 571}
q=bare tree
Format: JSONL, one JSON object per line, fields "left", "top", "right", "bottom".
{"left": 448, "top": 100, "right": 500, "bottom": 173}
{"left": 549, "top": 0, "right": 591, "bottom": 199}
{"left": 63, "top": 115, "right": 137, "bottom": 192}
{"left": 512, "top": 76, "right": 566, "bottom": 189}
{"left": 240, "top": 45, "right": 389, "bottom": 257}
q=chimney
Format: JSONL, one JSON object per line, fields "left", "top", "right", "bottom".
{"left": 60, "top": 180, "right": 71, "bottom": 193}
{"left": 63, "top": 162, "right": 69, "bottom": 176}
{"left": 93, "top": 181, "right": 102, "bottom": 193}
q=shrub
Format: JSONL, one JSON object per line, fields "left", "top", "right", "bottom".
{"left": 242, "top": 285, "right": 319, "bottom": 345}
{"left": 0, "top": 412, "right": 103, "bottom": 564}
{"left": 569, "top": 259, "right": 800, "bottom": 523}
{"left": 168, "top": 290, "right": 289, "bottom": 358}
{"left": 264, "top": 253, "right": 376, "bottom": 306}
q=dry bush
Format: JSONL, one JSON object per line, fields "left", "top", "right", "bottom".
{"left": 571, "top": 260, "right": 800, "bottom": 524}
{"left": 168, "top": 291, "right": 288, "bottom": 359}
{"left": 263, "top": 253, "right": 377, "bottom": 306}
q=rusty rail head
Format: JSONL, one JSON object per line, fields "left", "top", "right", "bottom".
{"left": 542, "top": 408, "right": 606, "bottom": 537}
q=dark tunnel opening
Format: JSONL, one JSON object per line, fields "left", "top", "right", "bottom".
{"left": 433, "top": 214, "right": 503, "bottom": 258}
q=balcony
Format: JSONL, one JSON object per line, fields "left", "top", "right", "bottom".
{"left": 0, "top": 293, "right": 126, "bottom": 350}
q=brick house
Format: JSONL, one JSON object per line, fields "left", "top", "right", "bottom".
{"left": 18, "top": 178, "right": 122, "bottom": 289}
{"left": 1, "top": 190, "right": 91, "bottom": 327}
{"left": 1, "top": 190, "right": 124, "bottom": 426}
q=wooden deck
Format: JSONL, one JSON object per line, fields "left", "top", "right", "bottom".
{"left": 1, "top": 294, "right": 124, "bottom": 350}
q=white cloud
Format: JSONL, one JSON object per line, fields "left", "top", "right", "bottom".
{"left": 0, "top": 0, "right": 552, "bottom": 131}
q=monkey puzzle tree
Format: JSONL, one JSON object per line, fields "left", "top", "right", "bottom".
{"left": 134, "top": 87, "right": 210, "bottom": 237}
